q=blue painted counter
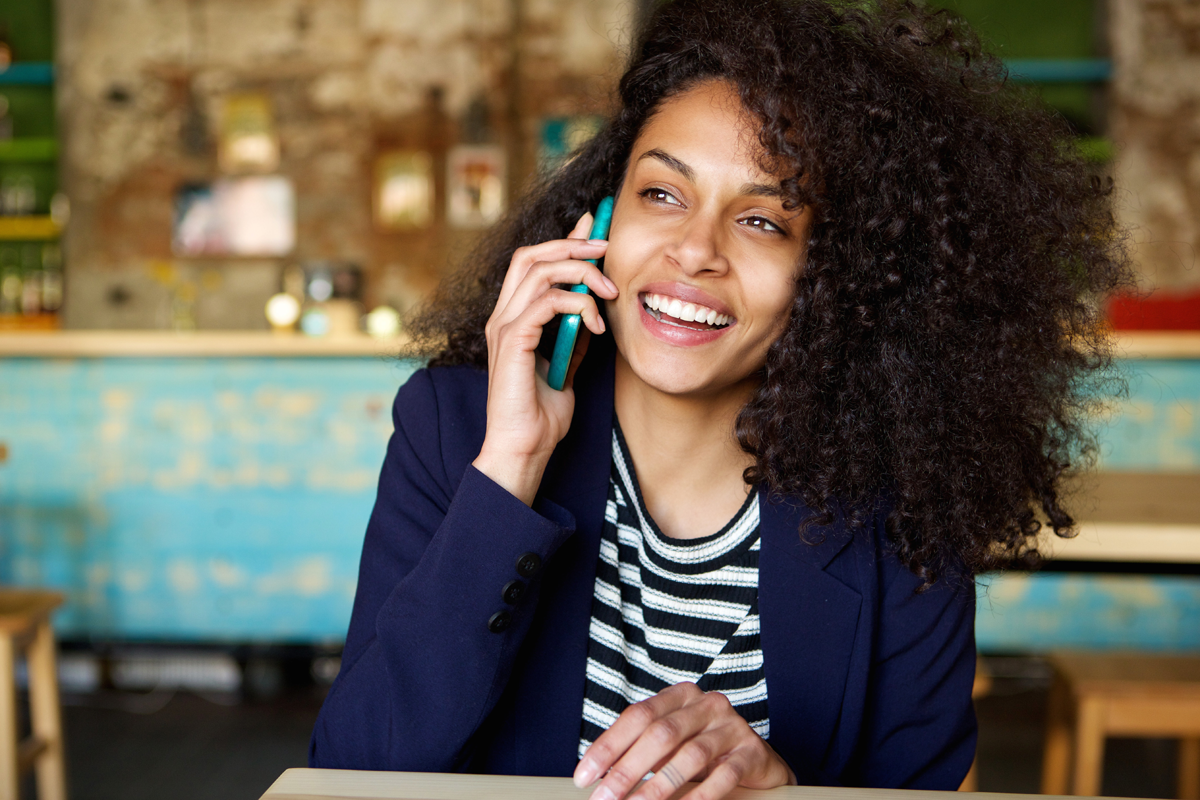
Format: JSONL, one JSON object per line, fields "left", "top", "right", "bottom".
{"left": 1, "top": 340, "right": 1198, "bottom": 649}
{"left": 1, "top": 354, "right": 418, "bottom": 642}
{"left": 979, "top": 356, "right": 1200, "bottom": 652}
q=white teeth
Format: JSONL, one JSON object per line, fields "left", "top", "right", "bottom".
{"left": 641, "top": 293, "right": 732, "bottom": 328}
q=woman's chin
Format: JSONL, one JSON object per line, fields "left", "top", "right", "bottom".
{"left": 618, "top": 350, "right": 745, "bottom": 399}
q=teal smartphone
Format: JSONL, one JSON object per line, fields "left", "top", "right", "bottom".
{"left": 546, "top": 196, "right": 615, "bottom": 391}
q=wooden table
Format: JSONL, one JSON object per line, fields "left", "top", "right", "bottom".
{"left": 1042, "top": 471, "right": 1200, "bottom": 566}
{"left": 1042, "top": 654, "right": 1200, "bottom": 798}
{"left": 260, "top": 768, "right": 1085, "bottom": 800}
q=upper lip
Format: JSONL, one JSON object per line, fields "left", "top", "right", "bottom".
{"left": 637, "top": 282, "right": 735, "bottom": 318}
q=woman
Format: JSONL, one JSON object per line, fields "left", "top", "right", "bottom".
{"left": 311, "top": 0, "right": 1130, "bottom": 795}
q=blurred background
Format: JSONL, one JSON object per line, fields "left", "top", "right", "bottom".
{"left": 0, "top": 0, "right": 1197, "bottom": 798}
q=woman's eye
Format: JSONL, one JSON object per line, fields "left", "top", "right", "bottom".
{"left": 639, "top": 188, "right": 682, "bottom": 207}
{"left": 741, "top": 216, "right": 784, "bottom": 234}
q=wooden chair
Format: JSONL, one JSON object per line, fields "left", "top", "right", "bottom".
{"left": 1042, "top": 653, "right": 1200, "bottom": 798}
{"left": 959, "top": 655, "right": 994, "bottom": 792}
{"left": 0, "top": 589, "right": 66, "bottom": 800}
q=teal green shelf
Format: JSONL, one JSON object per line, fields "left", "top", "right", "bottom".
{"left": 0, "top": 62, "right": 54, "bottom": 86}
{"left": 1004, "top": 59, "right": 1112, "bottom": 83}
{"left": 0, "top": 138, "right": 57, "bottom": 162}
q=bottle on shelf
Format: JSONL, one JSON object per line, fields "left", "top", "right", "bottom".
{"left": 0, "top": 95, "right": 12, "bottom": 141}
{"left": 0, "top": 245, "right": 21, "bottom": 315}
{"left": 40, "top": 243, "right": 63, "bottom": 313}
{"left": 19, "top": 244, "right": 41, "bottom": 315}
{"left": 0, "top": 174, "right": 36, "bottom": 217}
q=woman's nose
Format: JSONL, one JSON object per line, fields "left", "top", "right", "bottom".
{"left": 665, "top": 211, "right": 729, "bottom": 276}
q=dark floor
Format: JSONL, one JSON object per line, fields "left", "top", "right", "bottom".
{"left": 971, "top": 657, "right": 1178, "bottom": 797}
{"left": 61, "top": 688, "right": 323, "bottom": 800}
{"left": 45, "top": 655, "right": 1183, "bottom": 800}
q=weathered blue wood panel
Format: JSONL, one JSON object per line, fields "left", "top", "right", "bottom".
{"left": 976, "top": 573, "right": 1200, "bottom": 652}
{"left": 975, "top": 357, "right": 1200, "bottom": 652}
{"left": 0, "top": 356, "right": 418, "bottom": 642}
{"left": 1099, "top": 359, "right": 1200, "bottom": 469}
{"left": 1, "top": 353, "right": 1198, "bottom": 649}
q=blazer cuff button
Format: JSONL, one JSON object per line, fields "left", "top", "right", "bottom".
{"left": 515, "top": 552, "right": 542, "bottom": 578}
{"left": 502, "top": 580, "right": 526, "bottom": 605}
{"left": 488, "top": 610, "right": 512, "bottom": 633}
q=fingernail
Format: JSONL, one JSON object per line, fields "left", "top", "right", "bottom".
{"left": 574, "top": 759, "right": 599, "bottom": 787}
{"left": 603, "top": 276, "right": 618, "bottom": 293}
{"left": 588, "top": 239, "right": 608, "bottom": 245}
{"left": 589, "top": 785, "right": 616, "bottom": 800}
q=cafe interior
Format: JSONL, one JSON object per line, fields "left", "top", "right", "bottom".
{"left": 0, "top": 0, "right": 1198, "bottom": 798}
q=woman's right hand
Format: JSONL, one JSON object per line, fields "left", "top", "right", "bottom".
{"left": 471, "top": 213, "right": 618, "bottom": 506}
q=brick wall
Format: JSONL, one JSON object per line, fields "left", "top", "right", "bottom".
{"left": 56, "top": 0, "right": 633, "bottom": 329}
{"left": 1112, "top": 0, "right": 1200, "bottom": 291}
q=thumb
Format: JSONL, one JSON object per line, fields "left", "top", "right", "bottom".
{"left": 568, "top": 212, "right": 594, "bottom": 240}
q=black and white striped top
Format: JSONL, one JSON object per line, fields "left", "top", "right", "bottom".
{"left": 578, "top": 423, "right": 768, "bottom": 760}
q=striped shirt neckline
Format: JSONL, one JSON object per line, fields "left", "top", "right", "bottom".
{"left": 578, "top": 420, "right": 769, "bottom": 761}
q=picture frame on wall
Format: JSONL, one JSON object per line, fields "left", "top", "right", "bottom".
{"left": 218, "top": 93, "right": 280, "bottom": 174}
{"left": 447, "top": 144, "right": 505, "bottom": 229}
{"left": 173, "top": 176, "right": 296, "bottom": 257}
{"left": 374, "top": 150, "right": 434, "bottom": 231}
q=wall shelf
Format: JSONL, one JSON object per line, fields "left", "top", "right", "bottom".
{"left": 0, "top": 138, "right": 57, "bottom": 162}
{"left": 1005, "top": 59, "right": 1113, "bottom": 83}
{"left": 0, "top": 62, "right": 54, "bottom": 86}
{"left": 0, "top": 330, "right": 410, "bottom": 357}
{"left": 0, "top": 216, "right": 60, "bottom": 240}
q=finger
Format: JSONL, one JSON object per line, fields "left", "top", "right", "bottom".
{"left": 498, "top": 289, "right": 606, "bottom": 358}
{"left": 576, "top": 684, "right": 700, "bottom": 787}
{"left": 630, "top": 729, "right": 736, "bottom": 800}
{"left": 495, "top": 238, "right": 609, "bottom": 314}
{"left": 582, "top": 687, "right": 712, "bottom": 800}
{"left": 568, "top": 211, "right": 594, "bottom": 239}
{"left": 683, "top": 742, "right": 794, "bottom": 800}
{"left": 679, "top": 741, "right": 793, "bottom": 800}
{"left": 677, "top": 754, "right": 745, "bottom": 800}
{"left": 494, "top": 260, "right": 617, "bottom": 330}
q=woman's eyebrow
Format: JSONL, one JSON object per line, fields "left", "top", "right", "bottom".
{"left": 739, "top": 182, "right": 785, "bottom": 199}
{"left": 637, "top": 148, "right": 695, "bottom": 182}
{"left": 637, "top": 148, "right": 783, "bottom": 200}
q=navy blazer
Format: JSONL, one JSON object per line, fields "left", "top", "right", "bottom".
{"left": 310, "top": 335, "right": 977, "bottom": 788}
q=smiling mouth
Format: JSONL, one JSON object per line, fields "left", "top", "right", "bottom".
{"left": 641, "top": 293, "right": 733, "bottom": 331}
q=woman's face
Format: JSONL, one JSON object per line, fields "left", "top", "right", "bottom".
{"left": 604, "top": 79, "right": 811, "bottom": 399}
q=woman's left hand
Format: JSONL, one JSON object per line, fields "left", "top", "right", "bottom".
{"left": 573, "top": 682, "right": 797, "bottom": 800}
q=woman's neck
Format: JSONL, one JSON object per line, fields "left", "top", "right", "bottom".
{"left": 613, "top": 354, "right": 758, "bottom": 540}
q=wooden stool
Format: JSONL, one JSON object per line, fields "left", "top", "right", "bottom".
{"left": 0, "top": 590, "right": 66, "bottom": 800}
{"left": 1041, "top": 653, "right": 1200, "bottom": 798}
{"left": 959, "top": 656, "right": 994, "bottom": 792}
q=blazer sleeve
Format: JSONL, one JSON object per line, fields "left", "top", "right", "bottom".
{"left": 854, "top": 544, "right": 974, "bottom": 786}
{"left": 309, "top": 369, "right": 578, "bottom": 771}
{"left": 853, "top": 537, "right": 978, "bottom": 788}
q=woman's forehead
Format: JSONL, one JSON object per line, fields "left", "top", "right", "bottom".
{"left": 630, "top": 80, "right": 780, "bottom": 185}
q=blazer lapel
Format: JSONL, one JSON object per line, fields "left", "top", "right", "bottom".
{"left": 505, "top": 335, "right": 616, "bottom": 775}
{"left": 758, "top": 494, "right": 863, "bottom": 783}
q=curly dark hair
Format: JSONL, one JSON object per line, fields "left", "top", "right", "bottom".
{"left": 409, "top": 0, "right": 1133, "bottom": 584}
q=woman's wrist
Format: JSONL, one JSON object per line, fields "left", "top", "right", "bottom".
{"left": 472, "top": 446, "right": 551, "bottom": 507}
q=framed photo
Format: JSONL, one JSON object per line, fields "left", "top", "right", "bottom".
{"left": 173, "top": 176, "right": 295, "bottom": 257}
{"left": 447, "top": 145, "right": 505, "bottom": 229}
{"left": 374, "top": 150, "right": 433, "bottom": 231}
{"left": 219, "top": 93, "right": 280, "bottom": 174}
